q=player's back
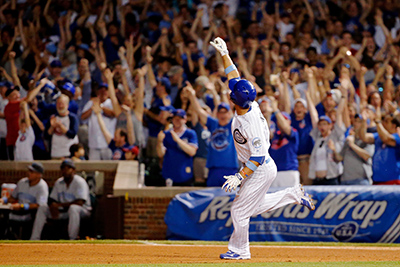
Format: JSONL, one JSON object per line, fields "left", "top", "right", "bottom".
{"left": 232, "top": 101, "right": 271, "bottom": 164}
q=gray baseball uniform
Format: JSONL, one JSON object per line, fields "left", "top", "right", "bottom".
{"left": 30, "top": 175, "right": 91, "bottom": 240}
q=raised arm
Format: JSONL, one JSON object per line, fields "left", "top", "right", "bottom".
{"left": 270, "top": 96, "right": 292, "bottom": 136}
{"left": 122, "top": 105, "right": 136, "bottom": 146}
{"left": 103, "top": 68, "right": 122, "bottom": 117}
{"left": 8, "top": 51, "right": 21, "bottom": 87}
{"left": 92, "top": 102, "right": 112, "bottom": 144}
{"left": 184, "top": 82, "right": 208, "bottom": 125}
{"left": 210, "top": 37, "right": 240, "bottom": 80}
{"left": 306, "top": 89, "right": 319, "bottom": 129}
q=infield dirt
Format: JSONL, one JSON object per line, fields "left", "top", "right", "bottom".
{"left": 1, "top": 243, "right": 400, "bottom": 265}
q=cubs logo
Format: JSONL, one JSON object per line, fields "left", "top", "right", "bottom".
{"left": 19, "top": 134, "right": 26, "bottom": 142}
{"left": 234, "top": 129, "right": 247, "bottom": 144}
{"left": 252, "top": 137, "right": 262, "bottom": 148}
{"left": 211, "top": 128, "right": 230, "bottom": 151}
{"left": 299, "top": 119, "right": 306, "bottom": 129}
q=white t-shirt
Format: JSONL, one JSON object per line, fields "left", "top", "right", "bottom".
{"left": 277, "top": 21, "right": 295, "bottom": 41}
{"left": 51, "top": 115, "right": 79, "bottom": 158}
{"left": 83, "top": 99, "right": 116, "bottom": 149}
{"left": 14, "top": 126, "right": 35, "bottom": 161}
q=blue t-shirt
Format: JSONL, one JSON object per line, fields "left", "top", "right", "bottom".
{"left": 193, "top": 122, "right": 210, "bottom": 159}
{"left": 162, "top": 128, "right": 198, "bottom": 183}
{"left": 372, "top": 133, "right": 400, "bottom": 182}
{"left": 316, "top": 102, "right": 325, "bottom": 116}
{"left": 108, "top": 140, "right": 130, "bottom": 160}
{"left": 290, "top": 113, "right": 314, "bottom": 155}
{"left": 269, "top": 127, "right": 299, "bottom": 171}
{"left": 206, "top": 116, "right": 238, "bottom": 169}
{"left": 146, "top": 96, "right": 172, "bottom": 137}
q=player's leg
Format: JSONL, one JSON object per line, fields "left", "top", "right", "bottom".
{"left": 30, "top": 205, "right": 50, "bottom": 240}
{"left": 67, "top": 204, "right": 91, "bottom": 240}
{"left": 226, "top": 163, "right": 277, "bottom": 258}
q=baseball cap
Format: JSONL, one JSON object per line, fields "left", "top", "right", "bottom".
{"left": 354, "top": 113, "right": 363, "bottom": 120}
{"left": 173, "top": 108, "right": 186, "bottom": 118}
{"left": 98, "top": 82, "right": 109, "bottom": 89}
{"left": 294, "top": 98, "right": 307, "bottom": 109}
{"left": 62, "top": 82, "right": 76, "bottom": 96}
{"left": 28, "top": 162, "right": 44, "bottom": 174}
{"left": 157, "top": 77, "right": 171, "bottom": 93}
{"left": 78, "top": 43, "right": 90, "bottom": 51}
{"left": 0, "top": 81, "right": 12, "bottom": 89}
{"left": 160, "top": 105, "right": 176, "bottom": 113}
{"left": 330, "top": 89, "right": 342, "bottom": 104}
{"left": 5, "top": 86, "right": 20, "bottom": 97}
{"left": 167, "top": 65, "right": 183, "bottom": 77}
{"left": 46, "top": 43, "right": 57, "bottom": 54}
{"left": 217, "top": 102, "right": 230, "bottom": 112}
{"left": 50, "top": 59, "right": 62, "bottom": 68}
{"left": 122, "top": 145, "right": 139, "bottom": 155}
{"left": 60, "top": 158, "right": 76, "bottom": 169}
{"left": 319, "top": 115, "right": 332, "bottom": 124}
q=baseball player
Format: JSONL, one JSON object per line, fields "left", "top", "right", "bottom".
{"left": 210, "top": 37, "right": 315, "bottom": 260}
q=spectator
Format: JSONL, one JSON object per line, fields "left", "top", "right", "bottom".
{"left": 308, "top": 87, "right": 347, "bottom": 185}
{"left": 268, "top": 97, "right": 300, "bottom": 187}
{"left": 157, "top": 109, "right": 198, "bottom": 186}
{"left": 360, "top": 110, "right": 400, "bottom": 185}
{"left": 123, "top": 145, "right": 140, "bottom": 161}
{"left": 0, "top": 81, "right": 9, "bottom": 159}
{"left": 69, "top": 143, "right": 85, "bottom": 162}
{"left": 14, "top": 101, "right": 35, "bottom": 161}
{"left": 45, "top": 94, "right": 79, "bottom": 159}
{"left": 92, "top": 103, "right": 134, "bottom": 160}
{"left": 329, "top": 114, "right": 374, "bottom": 185}
{"left": 185, "top": 83, "right": 239, "bottom": 187}
{"left": 81, "top": 69, "right": 118, "bottom": 160}
{"left": 31, "top": 159, "right": 91, "bottom": 240}
{"left": 0, "top": 162, "right": 48, "bottom": 239}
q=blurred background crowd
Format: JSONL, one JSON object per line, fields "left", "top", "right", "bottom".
{"left": 0, "top": 0, "right": 400, "bottom": 187}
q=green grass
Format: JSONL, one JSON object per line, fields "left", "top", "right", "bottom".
{"left": 1, "top": 263, "right": 400, "bottom": 267}
{"left": 1, "top": 239, "right": 400, "bottom": 247}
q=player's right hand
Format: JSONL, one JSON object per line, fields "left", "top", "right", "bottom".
{"left": 210, "top": 37, "right": 229, "bottom": 56}
{"left": 222, "top": 173, "right": 243, "bottom": 192}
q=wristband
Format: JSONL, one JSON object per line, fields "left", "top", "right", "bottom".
{"left": 240, "top": 170, "right": 248, "bottom": 178}
{"left": 225, "top": 64, "right": 237, "bottom": 75}
{"left": 246, "top": 160, "right": 258, "bottom": 172}
{"left": 235, "top": 173, "right": 244, "bottom": 181}
{"left": 220, "top": 50, "right": 229, "bottom": 57}
{"left": 23, "top": 203, "right": 30, "bottom": 210}
{"left": 273, "top": 110, "right": 280, "bottom": 115}
{"left": 2, "top": 197, "right": 8, "bottom": 204}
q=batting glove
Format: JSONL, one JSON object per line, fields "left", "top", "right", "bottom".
{"left": 222, "top": 173, "right": 244, "bottom": 192}
{"left": 210, "top": 37, "right": 229, "bottom": 56}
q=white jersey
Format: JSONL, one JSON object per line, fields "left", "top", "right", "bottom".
{"left": 231, "top": 101, "right": 271, "bottom": 164}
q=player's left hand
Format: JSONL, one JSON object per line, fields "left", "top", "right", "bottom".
{"left": 210, "top": 37, "right": 228, "bottom": 56}
{"left": 222, "top": 173, "right": 244, "bottom": 192}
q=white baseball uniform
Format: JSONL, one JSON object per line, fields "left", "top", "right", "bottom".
{"left": 229, "top": 101, "right": 303, "bottom": 258}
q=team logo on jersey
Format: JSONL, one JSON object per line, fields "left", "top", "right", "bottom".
{"left": 19, "top": 134, "right": 26, "bottom": 142}
{"left": 252, "top": 137, "right": 262, "bottom": 149}
{"left": 211, "top": 128, "right": 230, "bottom": 151}
{"left": 113, "top": 149, "right": 123, "bottom": 160}
{"left": 299, "top": 119, "right": 306, "bottom": 129}
{"left": 233, "top": 129, "right": 247, "bottom": 144}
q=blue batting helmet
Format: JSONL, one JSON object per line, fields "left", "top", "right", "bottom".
{"left": 230, "top": 79, "right": 256, "bottom": 109}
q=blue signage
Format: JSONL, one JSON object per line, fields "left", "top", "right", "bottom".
{"left": 165, "top": 186, "right": 400, "bottom": 243}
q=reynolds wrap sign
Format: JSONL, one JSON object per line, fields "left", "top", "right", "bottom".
{"left": 165, "top": 186, "right": 400, "bottom": 243}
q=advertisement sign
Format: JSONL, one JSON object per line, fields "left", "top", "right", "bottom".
{"left": 165, "top": 186, "right": 400, "bottom": 243}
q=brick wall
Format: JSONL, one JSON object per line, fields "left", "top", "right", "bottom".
{"left": 124, "top": 196, "right": 172, "bottom": 240}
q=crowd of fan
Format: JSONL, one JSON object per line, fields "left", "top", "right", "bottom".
{"left": 0, "top": 0, "right": 400, "bottom": 187}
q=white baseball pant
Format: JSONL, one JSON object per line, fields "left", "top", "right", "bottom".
{"left": 228, "top": 159, "right": 302, "bottom": 258}
{"left": 30, "top": 204, "right": 91, "bottom": 240}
